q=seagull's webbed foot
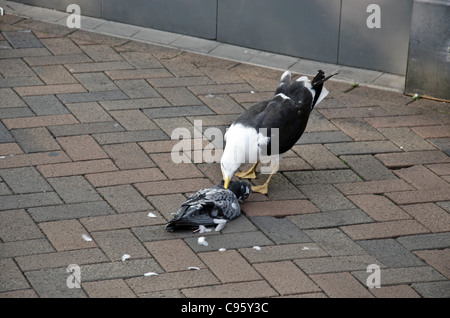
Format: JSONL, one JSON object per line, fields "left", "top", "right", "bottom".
{"left": 235, "top": 162, "right": 259, "bottom": 179}
{"left": 251, "top": 183, "right": 269, "bottom": 195}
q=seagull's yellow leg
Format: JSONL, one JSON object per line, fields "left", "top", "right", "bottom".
{"left": 235, "top": 162, "right": 259, "bottom": 179}
{"left": 251, "top": 162, "right": 279, "bottom": 195}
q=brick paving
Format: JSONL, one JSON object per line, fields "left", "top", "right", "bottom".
{"left": 1, "top": 14, "right": 450, "bottom": 299}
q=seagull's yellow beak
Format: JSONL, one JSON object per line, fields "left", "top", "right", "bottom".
{"left": 223, "top": 175, "right": 230, "bottom": 189}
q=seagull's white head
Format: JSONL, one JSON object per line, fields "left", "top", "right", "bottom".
{"left": 220, "top": 155, "right": 241, "bottom": 189}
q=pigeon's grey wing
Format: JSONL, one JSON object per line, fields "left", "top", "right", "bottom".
{"left": 205, "top": 189, "right": 241, "bottom": 220}
{"left": 182, "top": 186, "right": 222, "bottom": 206}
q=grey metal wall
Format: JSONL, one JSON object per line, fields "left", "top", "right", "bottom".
{"left": 217, "top": 0, "right": 341, "bottom": 64}
{"left": 339, "top": 0, "right": 413, "bottom": 75}
{"left": 405, "top": 0, "right": 450, "bottom": 101}
{"left": 9, "top": 0, "right": 415, "bottom": 75}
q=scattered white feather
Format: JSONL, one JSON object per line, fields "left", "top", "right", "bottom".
{"left": 82, "top": 234, "right": 92, "bottom": 242}
{"left": 218, "top": 248, "right": 226, "bottom": 252}
{"left": 198, "top": 236, "right": 208, "bottom": 246}
{"left": 253, "top": 246, "right": 261, "bottom": 251}
{"left": 147, "top": 212, "right": 157, "bottom": 218}
{"left": 188, "top": 266, "right": 200, "bottom": 271}
{"left": 121, "top": 254, "right": 131, "bottom": 261}
{"left": 144, "top": 272, "right": 158, "bottom": 277}
{"left": 213, "top": 219, "right": 227, "bottom": 232}
{"left": 198, "top": 225, "right": 212, "bottom": 233}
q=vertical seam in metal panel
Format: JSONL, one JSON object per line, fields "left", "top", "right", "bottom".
{"left": 337, "top": 0, "right": 343, "bottom": 65}
{"left": 215, "top": 0, "right": 218, "bottom": 40}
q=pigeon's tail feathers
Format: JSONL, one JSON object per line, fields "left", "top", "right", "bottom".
{"left": 274, "top": 70, "right": 291, "bottom": 96}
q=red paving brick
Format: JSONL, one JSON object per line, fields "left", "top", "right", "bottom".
{"left": 1, "top": 11, "right": 449, "bottom": 299}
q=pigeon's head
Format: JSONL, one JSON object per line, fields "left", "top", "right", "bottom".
{"left": 227, "top": 181, "right": 251, "bottom": 202}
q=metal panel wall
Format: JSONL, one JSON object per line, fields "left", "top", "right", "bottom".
{"left": 339, "top": 0, "right": 413, "bottom": 75}
{"left": 405, "top": 0, "right": 450, "bottom": 100}
{"left": 217, "top": 0, "right": 341, "bottom": 64}
{"left": 9, "top": 0, "right": 102, "bottom": 18}
{"left": 102, "top": 0, "right": 217, "bottom": 39}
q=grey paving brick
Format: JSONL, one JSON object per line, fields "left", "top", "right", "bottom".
{"left": 0, "top": 192, "right": 62, "bottom": 211}
{"left": 284, "top": 169, "right": 362, "bottom": 185}
{"left": 23, "top": 95, "right": 69, "bottom": 115}
{"left": 48, "top": 121, "right": 124, "bottom": 137}
{"left": 99, "top": 98, "right": 170, "bottom": 110}
{"left": 0, "top": 239, "right": 54, "bottom": 258}
{"left": 65, "top": 61, "right": 133, "bottom": 73}
{"left": 126, "top": 269, "right": 218, "bottom": 294}
{"left": 80, "top": 259, "right": 163, "bottom": 282}
{"left": 292, "top": 144, "right": 347, "bottom": 170}
{"left": 47, "top": 176, "right": 101, "bottom": 203}
{"left": 74, "top": 72, "right": 118, "bottom": 92}
{"left": 250, "top": 216, "right": 312, "bottom": 244}
{"left": 0, "top": 107, "right": 35, "bottom": 120}
{"left": 91, "top": 229, "right": 150, "bottom": 262}
{"left": 340, "top": 155, "right": 396, "bottom": 181}
{"left": 2, "top": 31, "right": 43, "bottom": 49}
{"left": 114, "top": 79, "right": 161, "bottom": 98}
{"left": 92, "top": 130, "right": 169, "bottom": 145}
{"left": 0, "top": 122, "right": 14, "bottom": 143}
{"left": 97, "top": 185, "right": 153, "bottom": 213}
{"left": 24, "top": 54, "right": 92, "bottom": 66}
{"left": 357, "top": 239, "right": 425, "bottom": 268}
{"left": 79, "top": 44, "right": 123, "bottom": 62}
{"left": 325, "top": 141, "right": 401, "bottom": 155}
{"left": 0, "top": 88, "right": 27, "bottom": 107}
{"left": 304, "top": 228, "right": 367, "bottom": 256}
{"left": 296, "top": 131, "right": 352, "bottom": 145}
{"left": 352, "top": 266, "right": 446, "bottom": 286}
{"left": 0, "top": 167, "right": 52, "bottom": 194}
{"left": 156, "top": 87, "right": 203, "bottom": 106}
{"left": 288, "top": 209, "right": 373, "bottom": 229}
{"left": 144, "top": 105, "right": 215, "bottom": 119}
{"left": 299, "top": 184, "right": 356, "bottom": 211}
{"left": 65, "top": 102, "right": 112, "bottom": 124}
{"left": 396, "top": 232, "right": 450, "bottom": 251}
{"left": 0, "top": 209, "right": 44, "bottom": 242}
{"left": 11, "top": 127, "right": 61, "bottom": 153}
{"left": 412, "top": 281, "right": 450, "bottom": 298}
{"left": 185, "top": 231, "right": 273, "bottom": 253}
{"left": 25, "top": 267, "right": 87, "bottom": 298}
{"left": 0, "top": 76, "right": 43, "bottom": 88}
{"left": 378, "top": 127, "right": 436, "bottom": 151}
{"left": 119, "top": 51, "right": 163, "bottom": 69}
{"left": 428, "top": 138, "right": 450, "bottom": 156}
{"left": 132, "top": 224, "right": 219, "bottom": 243}
{"left": 57, "top": 90, "right": 129, "bottom": 104}
{"left": 28, "top": 201, "right": 115, "bottom": 222}
{"left": 239, "top": 243, "right": 328, "bottom": 263}
{"left": 295, "top": 255, "right": 383, "bottom": 274}
{"left": 32, "top": 64, "right": 78, "bottom": 85}
{"left": 0, "top": 259, "right": 30, "bottom": 293}
{"left": 15, "top": 248, "right": 108, "bottom": 272}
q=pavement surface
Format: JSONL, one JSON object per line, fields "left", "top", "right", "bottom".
{"left": 0, "top": 6, "right": 450, "bottom": 298}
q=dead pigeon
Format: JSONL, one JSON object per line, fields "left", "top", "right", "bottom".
{"left": 166, "top": 180, "right": 251, "bottom": 232}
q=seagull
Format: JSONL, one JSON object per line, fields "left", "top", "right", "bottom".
{"left": 220, "top": 70, "right": 337, "bottom": 194}
{"left": 165, "top": 180, "right": 251, "bottom": 232}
